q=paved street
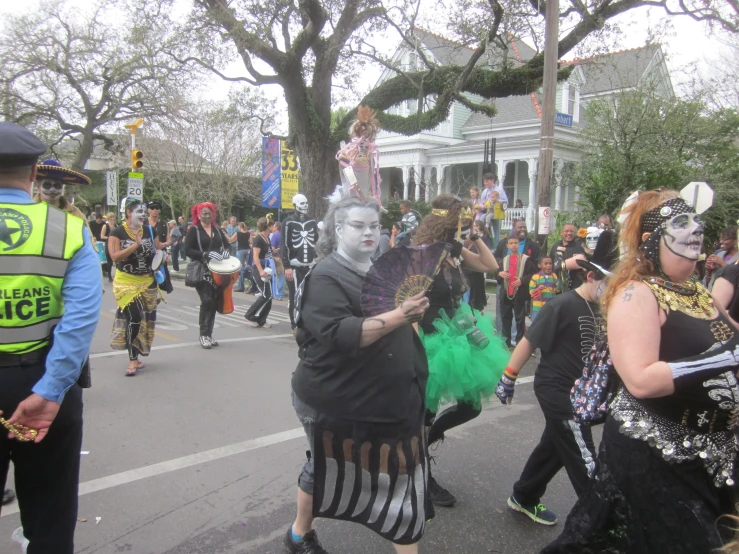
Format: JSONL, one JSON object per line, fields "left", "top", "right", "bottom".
{"left": 0, "top": 280, "right": 597, "bottom": 554}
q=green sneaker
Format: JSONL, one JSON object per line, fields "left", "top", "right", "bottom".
{"left": 507, "top": 495, "right": 558, "bottom": 525}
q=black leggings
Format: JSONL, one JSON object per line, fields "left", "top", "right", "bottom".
{"left": 196, "top": 282, "right": 217, "bottom": 337}
{"left": 123, "top": 297, "right": 145, "bottom": 361}
{"left": 426, "top": 401, "right": 482, "bottom": 445}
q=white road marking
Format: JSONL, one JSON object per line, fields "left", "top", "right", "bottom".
{"left": 89, "top": 334, "right": 295, "bottom": 359}
{"left": 0, "top": 373, "right": 534, "bottom": 518}
{"left": 0, "top": 427, "right": 306, "bottom": 518}
{"left": 168, "top": 306, "right": 240, "bottom": 327}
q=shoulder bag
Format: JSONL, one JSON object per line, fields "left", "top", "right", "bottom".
{"left": 185, "top": 228, "right": 206, "bottom": 287}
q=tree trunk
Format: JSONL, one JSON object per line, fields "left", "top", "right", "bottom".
{"left": 72, "top": 128, "right": 96, "bottom": 172}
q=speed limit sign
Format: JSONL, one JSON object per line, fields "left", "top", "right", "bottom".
{"left": 127, "top": 172, "right": 144, "bottom": 201}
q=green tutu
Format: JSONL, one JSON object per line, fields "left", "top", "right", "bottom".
{"left": 420, "top": 303, "right": 510, "bottom": 413}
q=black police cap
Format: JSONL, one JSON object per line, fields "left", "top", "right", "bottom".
{"left": 0, "top": 122, "right": 47, "bottom": 168}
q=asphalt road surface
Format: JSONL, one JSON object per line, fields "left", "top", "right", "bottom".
{"left": 0, "top": 279, "right": 599, "bottom": 554}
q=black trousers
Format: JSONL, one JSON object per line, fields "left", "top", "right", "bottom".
{"left": 245, "top": 274, "right": 272, "bottom": 326}
{"left": 426, "top": 402, "right": 482, "bottom": 445}
{"left": 121, "top": 296, "right": 145, "bottom": 361}
{"left": 512, "top": 416, "right": 596, "bottom": 506}
{"left": 0, "top": 362, "right": 83, "bottom": 554}
{"left": 286, "top": 266, "right": 311, "bottom": 329}
{"left": 196, "top": 281, "right": 217, "bottom": 336}
{"left": 500, "top": 294, "right": 526, "bottom": 346}
{"left": 103, "top": 241, "right": 113, "bottom": 280}
{"left": 170, "top": 243, "right": 181, "bottom": 272}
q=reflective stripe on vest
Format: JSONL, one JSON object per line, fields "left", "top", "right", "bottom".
{"left": 0, "top": 202, "right": 86, "bottom": 354}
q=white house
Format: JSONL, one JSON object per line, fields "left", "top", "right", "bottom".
{"left": 374, "top": 30, "right": 674, "bottom": 228}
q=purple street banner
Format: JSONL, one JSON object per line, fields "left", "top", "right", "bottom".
{"left": 262, "top": 137, "right": 281, "bottom": 208}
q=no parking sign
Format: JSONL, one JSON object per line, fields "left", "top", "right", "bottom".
{"left": 538, "top": 206, "right": 551, "bottom": 234}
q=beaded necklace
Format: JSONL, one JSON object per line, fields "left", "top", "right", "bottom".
{"left": 643, "top": 276, "right": 715, "bottom": 319}
{"left": 122, "top": 221, "right": 138, "bottom": 241}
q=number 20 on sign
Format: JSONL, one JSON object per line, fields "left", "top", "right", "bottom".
{"left": 127, "top": 172, "right": 144, "bottom": 201}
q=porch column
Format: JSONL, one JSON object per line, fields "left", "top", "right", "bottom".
{"left": 527, "top": 158, "right": 537, "bottom": 229}
{"left": 497, "top": 159, "right": 508, "bottom": 202}
{"left": 554, "top": 159, "right": 563, "bottom": 211}
{"left": 402, "top": 166, "right": 410, "bottom": 200}
{"left": 413, "top": 164, "right": 422, "bottom": 201}
{"left": 425, "top": 167, "right": 433, "bottom": 202}
{"left": 436, "top": 165, "right": 446, "bottom": 196}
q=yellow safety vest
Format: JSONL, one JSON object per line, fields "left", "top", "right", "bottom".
{"left": 0, "top": 202, "right": 85, "bottom": 354}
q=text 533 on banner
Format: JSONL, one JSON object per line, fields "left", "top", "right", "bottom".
{"left": 280, "top": 145, "right": 299, "bottom": 208}
{"left": 127, "top": 172, "right": 144, "bottom": 201}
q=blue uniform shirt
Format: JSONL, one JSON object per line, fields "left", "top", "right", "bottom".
{"left": 0, "top": 188, "right": 102, "bottom": 403}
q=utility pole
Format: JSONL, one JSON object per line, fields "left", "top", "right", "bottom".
{"left": 535, "top": 0, "right": 559, "bottom": 248}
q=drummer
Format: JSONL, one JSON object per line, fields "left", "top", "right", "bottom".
{"left": 184, "top": 202, "right": 232, "bottom": 349}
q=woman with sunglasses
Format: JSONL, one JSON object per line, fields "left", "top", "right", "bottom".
{"left": 108, "top": 198, "right": 163, "bottom": 376}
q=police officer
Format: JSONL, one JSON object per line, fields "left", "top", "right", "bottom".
{"left": 0, "top": 122, "right": 102, "bottom": 553}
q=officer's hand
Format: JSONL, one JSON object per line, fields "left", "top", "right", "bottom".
{"left": 6, "top": 394, "right": 60, "bottom": 442}
{"left": 285, "top": 268, "right": 293, "bottom": 282}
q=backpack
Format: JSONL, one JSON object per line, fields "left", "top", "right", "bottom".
{"left": 570, "top": 336, "right": 621, "bottom": 425}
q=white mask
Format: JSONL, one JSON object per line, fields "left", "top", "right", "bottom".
{"left": 336, "top": 207, "right": 380, "bottom": 271}
{"left": 293, "top": 194, "right": 309, "bottom": 215}
{"left": 661, "top": 213, "right": 704, "bottom": 260}
{"left": 585, "top": 226, "right": 601, "bottom": 251}
{"left": 129, "top": 204, "right": 147, "bottom": 229}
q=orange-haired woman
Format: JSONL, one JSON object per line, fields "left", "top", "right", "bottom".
{"left": 544, "top": 189, "right": 739, "bottom": 553}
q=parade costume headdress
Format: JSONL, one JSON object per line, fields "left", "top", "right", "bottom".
{"left": 36, "top": 159, "right": 91, "bottom": 186}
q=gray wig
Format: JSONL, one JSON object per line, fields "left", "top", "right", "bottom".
{"left": 317, "top": 196, "right": 380, "bottom": 258}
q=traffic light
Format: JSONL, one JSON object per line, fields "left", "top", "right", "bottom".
{"left": 131, "top": 149, "right": 144, "bottom": 170}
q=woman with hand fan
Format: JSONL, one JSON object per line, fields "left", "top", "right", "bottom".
{"left": 412, "top": 194, "right": 510, "bottom": 507}
{"left": 286, "top": 194, "right": 432, "bottom": 554}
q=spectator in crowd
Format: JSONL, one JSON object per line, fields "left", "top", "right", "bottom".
{"left": 399, "top": 200, "right": 418, "bottom": 232}
{"left": 470, "top": 187, "right": 485, "bottom": 222}
{"left": 463, "top": 221, "right": 491, "bottom": 311}
{"left": 270, "top": 221, "right": 285, "bottom": 300}
{"left": 515, "top": 199, "right": 524, "bottom": 209}
{"left": 597, "top": 213, "right": 614, "bottom": 230}
{"left": 706, "top": 225, "right": 739, "bottom": 287}
{"left": 225, "top": 215, "right": 239, "bottom": 255}
{"left": 498, "top": 235, "right": 537, "bottom": 348}
{"left": 177, "top": 216, "right": 188, "bottom": 260}
{"left": 169, "top": 220, "right": 182, "bottom": 272}
{"left": 529, "top": 256, "right": 561, "bottom": 322}
{"left": 549, "top": 223, "right": 586, "bottom": 291}
{"left": 474, "top": 219, "right": 493, "bottom": 250}
{"left": 374, "top": 225, "right": 392, "bottom": 259}
{"left": 481, "top": 173, "right": 507, "bottom": 245}
{"left": 389, "top": 222, "right": 402, "bottom": 248}
{"left": 234, "top": 222, "right": 251, "bottom": 292}
{"left": 99, "top": 212, "right": 116, "bottom": 281}
{"left": 89, "top": 213, "right": 105, "bottom": 241}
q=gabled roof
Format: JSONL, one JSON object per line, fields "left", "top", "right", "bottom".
{"left": 410, "top": 28, "right": 537, "bottom": 69}
{"left": 462, "top": 94, "right": 542, "bottom": 129}
{"left": 563, "top": 44, "right": 662, "bottom": 96}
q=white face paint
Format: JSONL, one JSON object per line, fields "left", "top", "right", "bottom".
{"left": 293, "top": 194, "right": 309, "bottom": 215}
{"left": 128, "top": 204, "right": 147, "bottom": 229}
{"left": 336, "top": 206, "right": 380, "bottom": 269}
{"left": 662, "top": 213, "right": 704, "bottom": 261}
{"left": 585, "top": 226, "right": 601, "bottom": 251}
{"left": 39, "top": 180, "right": 63, "bottom": 204}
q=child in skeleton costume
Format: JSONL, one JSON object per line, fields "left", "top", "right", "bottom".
{"left": 412, "top": 195, "right": 509, "bottom": 507}
{"left": 286, "top": 194, "right": 432, "bottom": 554}
{"left": 282, "top": 193, "right": 318, "bottom": 330}
{"left": 336, "top": 106, "right": 382, "bottom": 202}
{"left": 544, "top": 189, "right": 739, "bottom": 554}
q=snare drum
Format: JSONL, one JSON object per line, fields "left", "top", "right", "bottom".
{"left": 151, "top": 250, "right": 165, "bottom": 271}
{"left": 208, "top": 257, "right": 242, "bottom": 315}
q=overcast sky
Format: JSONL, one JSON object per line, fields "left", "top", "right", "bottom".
{"left": 0, "top": 0, "right": 729, "bottom": 114}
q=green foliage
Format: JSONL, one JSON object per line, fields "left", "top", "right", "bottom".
{"left": 571, "top": 89, "right": 739, "bottom": 244}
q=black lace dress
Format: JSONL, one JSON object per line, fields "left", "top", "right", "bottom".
{"left": 543, "top": 289, "right": 739, "bottom": 554}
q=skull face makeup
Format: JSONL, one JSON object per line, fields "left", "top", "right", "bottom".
{"left": 200, "top": 207, "right": 213, "bottom": 225}
{"left": 293, "top": 194, "right": 309, "bottom": 215}
{"left": 128, "top": 203, "right": 147, "bottom": 229}
{"left": 336, "top": 206, "right": 381, "bottom": 270}
{"left": 39, "top": 180, "right": 64, "bottom": 204}
{"left": 585, "top": 226, "right": 602, "bottom": 252}
{"left": 661, "top": 213, "right": 704, "bottom": 261}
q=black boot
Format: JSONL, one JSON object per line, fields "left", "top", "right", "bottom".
{"left": 428, "top": 474, "right": 457, "bottom": 507}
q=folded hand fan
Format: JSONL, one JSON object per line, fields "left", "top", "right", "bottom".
{"left": 361, "top": 242, "right": 451, "bottom": 316}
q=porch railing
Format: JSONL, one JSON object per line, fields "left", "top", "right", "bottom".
{"left": 501, "top": 207, "right": 528, "bottom": 231}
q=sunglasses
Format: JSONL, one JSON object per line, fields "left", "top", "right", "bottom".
{"left": 40, "top": 181, "right": 64, "bottom": 191}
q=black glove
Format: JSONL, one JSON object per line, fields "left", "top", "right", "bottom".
{"left": 207, "top": 251, "right": 223, "bottom": 261}
{"left": 495, "top": 368, "right": 517, "bottom": 405}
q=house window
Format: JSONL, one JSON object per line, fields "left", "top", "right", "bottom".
{"left": 568, "top": 84, "right": 577, "bottom": 117}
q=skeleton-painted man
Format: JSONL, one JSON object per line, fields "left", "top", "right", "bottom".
{"left": 282, "top": 193, "right": 319, "bottom": 329}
